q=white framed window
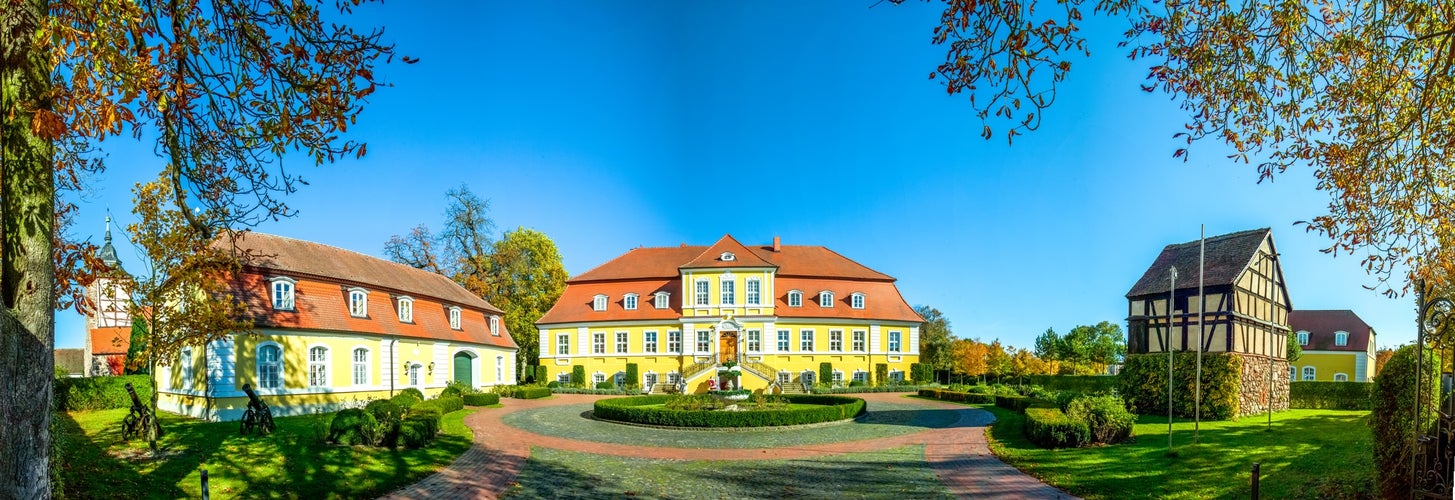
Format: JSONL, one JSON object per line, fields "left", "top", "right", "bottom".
{"left": 1335, "top": 331, "right": 1349, "bottom": 346}
{"left": 557, "top": 372, "right": 571, "bottom": 384}
{"left": 616, "top": 331, "right": 628, "bottom": 353}
{"left": 667, "top": 371, "right": 681, "bottom": 384}
{"left": 777, "top": 330, "right": 790, "bottom": 351}
{"left": 720, "top": 251, "right": 736, "bottom": 261}
{"left": 787, "top": 290, "right": 802, "bottom": 307}
{"left": 448, "top": 307, "right": 462, "bottom": 330}
{"left": 180, "top": 347, "right": 194, "bottom": 390}
{"left": 832, "top": 370, "right": 844, "bottom": 385}
{"left": 644, "top": 372, "right": 658, "bottom": 387}
{"left": 668, "top": 330, "right": 682, "bottom": 353}
{"left": 269, "top": 277, "right": 296, "bottom": 311}
{"left": 1302, "top": 366, "right": 1316, "bottom": 381}
{"left": 721, "top": 279, "right": 735, "bottom": 306}
{"left": 409, "top": 363, "right": 422, "bottom": 387}
{"left": 1334, "top": 373, "right": 1348, "bottom": 382}
{"left": 829, "top": 330, "right": 843, "bottom": 351}
{"left": 746, "top": 330, "right": 761, "bottom": 352}
{"left": 1297, "top": 330, "right": 1309, "bottom": 345}
{"left": 1289, "top": 366, "right": 1296, "bottom": 379}
{"left": 348, "top": 288, "right": 368, "bottom": 317}
{"left": 644, "top": 331, "right": 658, "bottom": 353}
{"left": 746, "top": 278, "right": 761, "bottom": 305}
{"left": 397, "top": 296, "right": 414, "bottom": 323}
{"left": 800, "top": 329, "right": 814, "bottom": 352}
{"left": 593, "top": 332, "right": 606, "bottom": 354}
{"left": 819, "top": 291, "right": 834, "bottom": 308}
{"left": 850, "top": 292, "right": 865, "bottom": 309}
{"left": 308, "top": 346, "right": 329, "bottom": 387}
{"left": 695, "top": 279, "right": 709, "bottom": 306}
{"left": 624, "top": 293, "right": 638, "bottom": 311}
{"left": 352, "top": 348, "right": 369, "bottom": 386}
{"left": 497, "top": 355, "right": 505, "bottom": 383}
{"left": 593, "top": 372, "right": 606, "bottom": 385}
{"left": 853, "top": 370, "right": 868, "bottom": 383}
{"left": 557, "top": 333, "right": 570, "bottom": 355}
{"left": 696, "top": 331, "right": 711, "bottom": 352}
{"left": 852, "top": 330, "right": 866, "bottom": 352}
{"left": 593, "top": 294, "right": 608, "bottom": 312}
{"left": 654, "top": 292, "right": 669, "bottom": 309}
{"left": 257, "top": 343, "right": 283, "bottom": 389}
{"left": 889, "top": 331, "right": 902, "bottom": 352}
{"left": 889, "top": 370, "right": 904, "bottom": 382}
{"left": 490, "top": 316, "right": 500, "bottom": 336}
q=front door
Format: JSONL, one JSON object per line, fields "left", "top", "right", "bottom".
{"left": 719, "top": 331, "right": 738, "bottom": 364}
{"left": 453, "top": 353, "right": 473, "bottom": 387}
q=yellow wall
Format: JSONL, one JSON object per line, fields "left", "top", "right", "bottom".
{"left": 1291, "top": 352, "right": 1360, "bottom": 382}
{"left": 680, "top": 269, "right": 777, "bottom": 318}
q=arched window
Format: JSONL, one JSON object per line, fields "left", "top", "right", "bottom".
{"left": 308, "top": 346, "right": 329, "bottom": 387}
{"left": 1302, "top": 366, "right": 1316, "bottom": 381}
{"left": 269, "top": 277, "right": 296, "bottom": 310}
{"left": 746, "top": 278, "right": 761, "bottom": 305}
{"left": 850, "top": 292, "right": 865, "bottom": 309}
{"left": 1334, "top": 331, "right": 1349, "bottom": 346}
{"left": 397, "top": 296, "right": 414, "bottom": 323}
{"left": 1334, "top": 373, "right": 1348, "bottom": 382}
{"left": 490, "top": 316, "right": 500, "bottom": 336}
{"left": 654, "top": 292, "right": 669, "bottom": 309}
{"left": 409, "top": 363, "right": 422, "bottom": 387}
{"left": 448, "top": 307, "right": 462, "bottom": 330}
{"left": 592, "top": 294, "right": 608, "bottom": 312}
{"left": 496, "top": 355, "right": 504, "bottom": 384}
{"left": 624, "top": 293, "right": 638, "bottom": 311}
{"left": 348, "top": 288, "right": 368, "bottom": 317}
{"left": 787, "top": 290, "right": 802, "bottom": 307}
{"left": 1296, "top": 330, "right": 1309, "bottom": 345}
{"left": 819, "top": 291, "right": 834, "bottom": 308}
{"left": 257, "top": 344, "right": 283, "bottom": 389}
{"left": 352, "top": 348, "right": 369, "bottom": 386}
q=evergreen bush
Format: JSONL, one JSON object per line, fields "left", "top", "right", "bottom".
{"left": 1118, "top": 352, "right": 1242, "bottom": 420}
{"left": 1024, "top": 407, "right": 1090, "bottom": 448}
{"left": 1065, "top": 394, "right": 1135, "bottom": 444}
{"left": 534, "top": 365, "right": 548, "bottom": 384}
{"left": 875, "top": 363, "right": 889, "bottom": 387}
{"left": 593, "top": 395, "right": 865, "bottom": 427}
{"left": 1289, "top": 381, "right": 1372, "bottom": 410}
{"left": 399, "top": 408, "right": 442, "bottom": 449}
{"left": 1023, "top": 375, "right": 1119, "bottom": 394}
{"left": 625, "top": 363, "right": 639, "bottom": 389}
{"left": 819, "top": 362, "right": 833, "bottom": 387}
{"left": 365, "top": 399, "right": 405, "bottom": 448}
{"left": 518, "top": 386, "right": 552, "bottom": 399}
{"left": 595, "top": 380, "right": 616, "bottom": 390}
{"left": 398, "top": 387, "right": 425, "bottom": 400}
{"left": 463, "top": 393, "right": 500, "bottom": 406}
{"left": 327, "top": 408, "right": 378, "bottom": 445}
{"left": 53, "top": 375, "right": 153, "bottom": 411}
{"left": 390, "top": 392, "right": 421, "bottom": 409}
{"left": 572, "top": 365, "right": 586, "bottom": 387}
{"left": 1371, "top": 345, "right": 1440, "bottom": 497}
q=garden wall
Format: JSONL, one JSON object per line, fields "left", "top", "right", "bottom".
{"left": 1238, "top": 353, "right": 1289, "bottom": 416}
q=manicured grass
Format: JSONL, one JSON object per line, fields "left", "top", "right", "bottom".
{"left": 57, "top": 407, "right": 476, "bottom": 498}
{"left": 504, "top": 400, "right": 959, "bottom": 448}
{"left": 504, "top": 445, "right": 954, "bottom": 499}
{"left": 971, "top": 402, "right": 1374, "bottom": 499}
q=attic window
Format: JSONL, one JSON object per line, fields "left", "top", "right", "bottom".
{"left": 819, "top": 291, "right": 834, "bottom": 308}
{"left": 593, "top": 294, "right": 608, "bottom": 312}
{"left": 348, "top": 287, "right": 369, "bottom": 317}
{"left": 490, "top": 315, "right": 500, "bottom": 336}
{"left": 397, "top": 296, "right": 414, "bottom": 323}
{"left": 720, "top": 252, "right": 735, "bottom": 262}
{"left": 269, "top": 277, "right": 296, "bottom": 311}
{"left": 787, "top": 290, "right": 802, "bottom": 307}
{"left": 624, "top": 293, "right": 638, "bottom": 311}
{"left": 1334, "top": 331, "right": 1348, "bottom": 346}
{"left": 850, "top": 292, "right": 865, "bottom": 309}
{"left": 654, "top": 292, "right": 669, "bottom": 309}
{"left": 448, "top": 307, "right": 462, "bottom": 330}
{"left": 1297, "top": 330, "right": 1309, "bottom": 346}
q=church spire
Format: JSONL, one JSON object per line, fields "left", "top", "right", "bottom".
{"left": 98, "top": 214, "right": 121, "bottom": 270}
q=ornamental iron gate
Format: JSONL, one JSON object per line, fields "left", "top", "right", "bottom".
{"left": 1413, "top": 281, "right": 1455, "bottom": 498}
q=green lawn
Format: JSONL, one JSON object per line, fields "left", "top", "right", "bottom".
{"left": 972, "top": 403, "right": 1374, "bottom": 499}
{"left": 56, "top": 407, "right": 476, "bottom": 499}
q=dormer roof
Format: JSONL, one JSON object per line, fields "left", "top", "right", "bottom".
{"left": 681, "top": 234, "right": 777, "bottom": 269}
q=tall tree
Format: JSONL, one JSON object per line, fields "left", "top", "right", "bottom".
{"left": 914, "top": 305, "right": 955, "bottom": 371}
{"left": 985, "top": 339, "right": 1012, "bottom": 379}
{"left": 1033, "top": 328, "right": 1060, "bottom": 361}
{"left": 482, "top": 227, "right": 567, "bottom": 381}
{"left": 951, "top": 338, "right": 988, "bottom": 382}
{"left": 1087, "top": 321, "right": 1127, "bottom": 373}
{"left": 1, "top": 0, "right": 391, "bottom": 494}
{"left": 901, "top": 0, "right": 1455, "bottom": 293}
{"left": 385, "top": 185, "right": 496, "bottom": 293}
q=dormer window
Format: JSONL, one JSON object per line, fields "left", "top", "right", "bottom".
{"left": 787, "top": 290, "right": 802, "bottom": 307}
{"left": 1297, "top": 330, "right": 1309, "bottom": 345}
{"left": 1335, "top": 331, "right": 1349, "bottom": 346}
{"left": 269, "top": 277, "right": 296, "bottom": 311}
{"left": 624, "top": 293, "right": 638, "bottom": 311}
{"left": 448, "top": 306, "right": 462, "bottom": 330}
{"left": 593, "top": 294, "right": 608, "bottom": 312}
{"left": 720, "top": 252, "right": 736, "bottom": 261}
{"left": 396, "top": 296, "right": 414, "bottom": 323}
{"left": 654, "top": 292, "right": 669, "bottom": 309}
{"left": 490, "top": 315, "right": 501, "bottom": 336}
{"left": 348, "top": 287, "right": 368, "bottom": 317}
{"left": 819, "top": 291, "right": 834, "bottom": 308}
{"left": 850, "top": 292, "right": 865, "bottom": 309}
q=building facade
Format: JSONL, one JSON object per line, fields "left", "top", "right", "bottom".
{"left": 89, "top": 231, "right": 518, "bottom": 421}
{"left": 536, "top": 235, "right": 923, "bottom": 393}
{"left": 1288, "top": 309, "right": 1377, "bottom": 382}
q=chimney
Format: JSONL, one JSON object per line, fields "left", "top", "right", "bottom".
{"left": 772, "top": 236, "right": 781, "bottom": 252}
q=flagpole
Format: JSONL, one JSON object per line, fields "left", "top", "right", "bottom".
{"left": 1196, "top": 225, "right": 1204, "bottom": 443}
{"left": 1168, "top": 266, "right": 1177, "bottom": 453}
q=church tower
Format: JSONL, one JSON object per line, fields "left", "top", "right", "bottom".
{"left": 84, "top": 216, "right": 132, "bottom": 376}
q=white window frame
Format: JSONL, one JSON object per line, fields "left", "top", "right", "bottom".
{"left": 557, "top": 333, "right": 571, "bottom": 356}
{"left": 624, "top": 293, "right": 638, "bottom": 311}
{"left": 352, "top": 347, "right": 370, "bottom": 386}
{"left": 819, "top": 291, "right": 834, "bottom": 308}
{"left": 654, "top": 292, "right": 670, "bottom": 309}
{"left": 616, "top": 331, "right": 629, "bottom": 353}
{"left": 1334, "top": 331, "right": 1349, "bottom": 346}
{"left": 644, "top": 331, "right": 658, "bottom": 353}
{"left": 448, "top": 307, "right": 462, "bottom": 330}
{"left": 852, "top": 330, "right": 866, "bottom": 352}
{"left": 889, "top": 370, "right": 904, "bottom": 382}
{"left": 668, "top": 330, "right": 682, "bottom": 353}
{"left": 348, "top": 287, "right": 369, "bottom": 317}
{"left": 1302, "top": 366, "right": 1316, "bottom": 381}
{"left": 180, "top": 347, "right": 194, "bottom": 391}
{"left": 593, "top": 332, "right": 606, "bottom": 354}
{"left": 696, "top": 331, "right": 711, "bottom": 352}
{"left": 853, "top": 370, "right": 868, "bottom": 383}
{"left": 256, "top": 342, "right": 284, "bottom": 389}
{"left": 308, "top": 345, "right": 329, "bottom": 388}
{"left": 269, "top": 277, "right": 296, "bottom": 311}
{"left": 497, "top": 355, "right": 505, "bottom": 384}
{"left": 695, "top": 279, "right": 710, "bottom": 306}
{"left": 800, "top": 329, "right": 814, "bottom": 352}
{"left": 787, "top": 290, "right": 802, "bottom": 307}
{"left": 1289, "top": 365, "right": 1296, "bottom": 380}
{"left": 557, "top": 372, "right": 571, "bottom": 384}
{"left": 746, "top": 278, "right": 761, "bottom": 305}
{"left": 777, "top": 330, "right": 790, "bottom": 351}
{"left": 832, "top": 370, "right": 844, "bottom": 385}
{"left": 490, "top": 315, "right": 500, "bottom": 336}
{"left": 829, "top": 330, "right": 843, "bottom": 352}
{"left": 1334, "top": 373, "right": 1348, "bottom": 382}
{"left": 1297, "top": 330, "right": 1309, "bottom": 345}
{"left": 721, "top": 278, "right": 736, "bottom": 306}
{"left": 593, "top": 294, "right": 608, "bottom": 312}
{"left": 409, "top": 363, "right": 422, "bottom": 388}
{"left": 397, "top": 296, "right": 414, "bottom": 323}
{"left": 720, "top": 251, "right": 736, "bottom": 261}
{"left": 593, "top": 372, "right": 607, "bottom": 385}
{"left": 746, "top": 329, "right": 761, "bottom": 352}
{"left": 850, "top": 292, "right": 865, "bottom": 309}
{"left": 889, "top": 331, "right": 902, "bottom": 352}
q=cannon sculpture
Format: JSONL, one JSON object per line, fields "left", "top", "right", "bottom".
{"left": 121, "top": 382, "right": 160, "bottom": 440}
{"left": 239, "top": 384, "right": 275, "bottom": 435}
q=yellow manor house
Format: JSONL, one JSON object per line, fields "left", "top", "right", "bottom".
{"left": 535, "top": 235, "right": 924, "bottom": 394}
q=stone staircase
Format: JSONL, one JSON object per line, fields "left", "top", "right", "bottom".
{"left": 779, "top": 382, "right": 809, "bottom": 395}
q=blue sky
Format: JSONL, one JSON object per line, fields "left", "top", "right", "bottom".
{"left": 57, "top": 1, "right": 1416, "bottom": 352}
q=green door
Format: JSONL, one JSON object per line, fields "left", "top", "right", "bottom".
{"left": 453, "top": 353, "right": 473, "bottom": 387}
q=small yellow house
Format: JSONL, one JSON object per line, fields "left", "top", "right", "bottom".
{"left": 536, "top": 235, "right": 923, "bottom": 394}
{"left": 1289, "top": 309, "right": 1376, "bottom": 382}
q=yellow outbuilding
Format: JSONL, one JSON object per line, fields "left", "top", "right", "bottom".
{"left": 1289, "top": 309, "right": 1377, "bottom": 382}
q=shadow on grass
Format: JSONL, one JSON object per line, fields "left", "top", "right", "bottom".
{"left": 55, "top": 411, "right": 188, "bottom": 499}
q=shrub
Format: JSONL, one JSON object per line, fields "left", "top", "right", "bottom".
{"left": 875, "top": 363, "right": 889, "bottom": 387}
{"left": 848, "top": 380, "right": 865, "bottom": 387}
{"left": 1371, "top": 345, "right": 1441, "bottom": 497}
{"left": 534, "top": 365, "right": 548, "bottom": 384}
{"left": 819, "top": 363, "right": 833, "bottom": 388}
{"left": 1289, "top": 381, "right": 1372, "bottom": 410}
{"left": 595, "top": 380, "right": 617, "bottom": 390}
{"left": 995, "top": 395, "right": 1052, "bottom": 413}
{"left": 390, "top": 392, "right": 421, "bottom": 409}
{"left": 1024, "top": 375, "right": 1119, "bottom": 394}
{"left": 547, "top": 381, "right": 560, "bottom": 389}
{"left": 518, "top": 386, "right": 552, "bottom": 399}
{"left": 491, "top": 385, "right": 522, "bottom": 398}
{"left": 399, "top": 408, "right": 442, "bottom": 449}
{"left": 572, "top": 365, "right": 586, "bottom": 387}
{"left": 327, "top": 409, "right": 378, "bottom": 445}
{"left": 594, "top": 395, "right": 865, "bottom": 427}
{"left": 625, "top": 363, "right": 639, "bottom": 390}
{"left": 53, "top": 375, "right": 153, "bottom": 411}
{"left": 398, "top": 387, "right": 425, "bottom": 401}
{"left": 1119, "top": 352, "right": 1241, "bottom": 420}
{"left": 918, "top": 388, "right": 997, "bottom": 404}
{"left": 414, "top": 396, "right": 463, "bottom": 415}
{"left": 911, "top": 363, "right": 933, "bottom": 384}
{"left": 441, "top": 381, "right": 474, "bottom": 398}
{"left": 464, "top": 393, "right": 500, "bottom": 406}
{"left": 1024, "top": 407, "right": 1089, "bottom": 448}
{"left": 1065, "top": 394, "right": 1136, "bottom": 444}
{"left": 365, "top": 399, "right": 405, "bottom": 448}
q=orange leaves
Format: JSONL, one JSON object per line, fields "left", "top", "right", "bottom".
{"left": 31, "top": 109, "right": 69, "bottom": 139}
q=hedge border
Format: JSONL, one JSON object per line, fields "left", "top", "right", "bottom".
{"left": 463, "top": 393, "right": 500, "bottom": 406}
{"left": 1289, "top": 381, "right": 1372, "bottom": 410}
{"left": 1025, "top": 407, "right": 1089, "bottom": 448}
{"left": 592, "top": 395, "right": 865, "bottom": 428}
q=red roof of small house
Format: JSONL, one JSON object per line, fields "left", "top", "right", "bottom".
{"left": 90, "top": 326, "right": 131, "bottom": 356}
{"left": 1289, "top": 309, "right": 1374, "bottom": 352}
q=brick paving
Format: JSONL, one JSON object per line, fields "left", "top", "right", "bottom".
{"left": 381, "top": 392, "right": 1079, "bottom": 499}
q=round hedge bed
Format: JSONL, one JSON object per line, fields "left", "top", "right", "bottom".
{"left": 592, "top": 394, "right": 866, "bottom": 428}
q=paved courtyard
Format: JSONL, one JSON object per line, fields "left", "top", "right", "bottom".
{"left": 382, "top": 393, "right": 1078, "bottom": 499}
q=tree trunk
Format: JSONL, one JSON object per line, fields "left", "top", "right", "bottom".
{"left": 0, "top": 0, "right": 58, "bottom": 496}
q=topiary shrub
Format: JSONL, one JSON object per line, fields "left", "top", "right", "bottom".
{"left": 534, "top": 365, "right": 548, "bottom": 385}
{"left": 875, "top": 363, "right": 889, "bottom": 387}
{"left": 390, "top": 391, "right": 421, "bottom": 409}
{"left": 518, "top": 386, "right": 552, "bottom": 399}
{"left": 625, "top": 363, "right": 639, "bottom": 390}
{"left": 327, "top": 408, "right": 378, "bottom": 445}
{"left": 1065, "top": 394, "right": 1135, "bottom": 444}
{"left": 1371, "top": 344, "right": 1441, "bottom": 497}
{"left": 464, "top": 393, "right": 500, "bottom": 406}
{"left": 415, "top": 395, "right": 463, "bottom": 414}
{"left": 594, "top": 395, "right": 865, "bottom": 427}
{"left": 441, "top": 381, "right": 474, "bottom": 398}
{"left": 546, "top": 381, "right": 560, "bottom": 389}
{"left": 849, "top": 380, "right": 866, "bottom": 387}
{"left": 595, "top": 380, "right": 616, "bottom": 390}
{"left": 819, "top": 363, "right": 833, "bottom": 387}
{"left": 399, "top": 407, "right": 442, "bottom": 449}
{"left": 1024, "top": 407, "right": 1090, "bottom": 448}
{"left": 398, "top": 387, "right": 425, "bottom": 401}
{"left": 572, "top": 365, "right": 586, "bottom": 387}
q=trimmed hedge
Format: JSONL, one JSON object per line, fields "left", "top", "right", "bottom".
{"left": 911, "top": 363, "right": 934, "bottom": 384}
{"left": 390, "top": 392, "right": 421, "bottom": 409}
{"left": 551, "top": 387, "right": 632, "bottom": 395}
{"left": 994, "top": 395, "right": 1053, "bottom": 413}
{"left": 463, "top": 393, "right": 500, "bottom": 406}
{"left": 414, "top": 396, "right": 463, "bottom": 415}
{"left": 1065, "top": 394, "right": 1135, "bottom": 444}
{"left": 1119, "top": 352, "right": 1242, "bottom": 420}
{"left": 1289, "top": 381, "right": 1372, "bottom": 410}
{"left": 327, "top": 408, "right": 378, "bottom": 445}
{"left": 572, "top": 365, "right": 586, "bottom": 387}
{"left": 593, "top": 394, "right": 865, "bottom": 428}
{"left": 811, "top": 384, "right": 935, "bottom": 394}
{"left": 54, "top": 375, "right": 153, "bottom": 411}
{"left": 518, "top": 386, "right": 552, "bottom": 399}
{"left": 1025, "top": 407, "right": 1089, "bottom": 448}
{"left": 534, "top": 365, "right": 548, "bottom": 384}
{"left": 400, "top": 410, "right": 441, "bottom": 449}
{"left": 1023, "top": 375, "right": 1119, "bottom": 394}
{"left": 917, "top": 388, "right": 996, "bottom": 404}
{"left": 625, "top": 363, "right": 639, "bottom": 389}
{"left": 819, "top": 363, "right": 833, "bottom": 387}
{"left": 398, "top": 387, "right": 425, "bottom": 400}
{"left": 875, "top": 363, "right": 889, "bottom": 387}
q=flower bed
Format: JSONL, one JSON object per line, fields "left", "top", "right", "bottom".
{"left": 593, "top": 394, "right": 866, "bottom": 428}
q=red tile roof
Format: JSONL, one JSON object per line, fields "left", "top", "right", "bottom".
{"left": 89, "top": 327, "right": 131, "bottom": 356}
{"left": 1289, "top": 310, "right": 1374, "bottom": 352}
{"left": 681, "top": 235, "right": 778, "bottom": 269}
